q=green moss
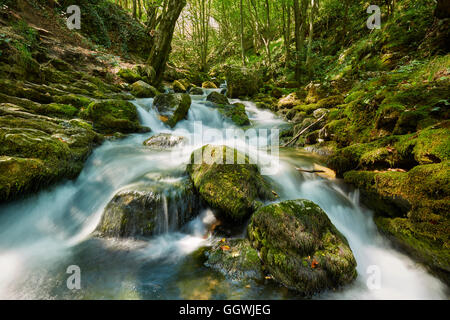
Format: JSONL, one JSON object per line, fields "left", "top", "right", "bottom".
{"left": 217, "top": 103, "right": 250, "bottom": 126}
{"left": 204, "top": 239, "right": 264, "bottom": 282}
{"left": 117, "top": 68, "right": 141, "bottom": 83}
{"left": 82, "top": 99, "right": 142, "bottom": 134}
{"left": 186, "top": 145, "right": 274, "bottom": 222}
{"left": 248, "top": 200, "right": 357, "bottom": 295}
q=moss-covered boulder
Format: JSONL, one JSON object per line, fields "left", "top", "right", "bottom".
{"left": 220, "top": 103, "right": 250, "bottom": 126}
{"left": 248, "top": 200, "right": 357, "bottom": 295}
{"left": 143, "top": 133, "right": 187, "bottom": 150}
{"left": 95, "top": 178, "right": 201, "bottom": 238}
{"left": 226, "top": 67, "right": 262, "bottom": 98}
{"left": 343, "top": 163, "right": 450, "bottom": 282}
{"left": 202, "top": 81, "right": 218, "bottom": 89}
{"left": 186, "top": 145, "right": 275, "bottom": 222}
{"left": 203, "top": 238, "right": 264, "bottom": 282}
{"left": 117, "top": 68, "right": 142, "bottom": 84}
{"left": 153, "top": 93, "right": 192, "bottom": 128}
{"left": 130, "top": 80, "right": 159, "bottom": 98}
{"left": 82, "top": 99, "right": 145, "bottom": 134}
{"left": 0, "top": 103, "right": 101, "bottom": 202}
{"left": 189, "top": 87, "right": 204, "bottom": 95}
{"left": 206, "top": 92, "right": 229, "bottom": 105}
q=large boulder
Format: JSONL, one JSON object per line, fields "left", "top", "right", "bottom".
{"left": 153, "top": 93, "right": 192, "bottom": 128}
{"left": 344, "top": 163, "right": 450, "bottom": 282}
{"left": 189, "top": 87, "right": 204, "bottom": 95}
{"left": 206, "top": 92, "right": 229, "bottom": 105}
{"left": 0, "top": 103, "right": 101, "bottom": 202}
{"left": 143, "top": 133, "right": 187, "bottom": 150}
{"left": 205, "top": 93, "right": 250, "bottom": 126}
{"left": 130, "top": 80, "right": 159, "bottom": 98}
{"left": 219, "top": 103, "right": 250, "bottom": 126}
{"left": 248, "top": 200, "right": 357, "bottom": 295}
{"left": 186, "top": 145, "right": 275, "bottom": 222}
{"left": 225, "top": 67, "right": 262, "bottom": 99}
{"left": 82, "top": 99, "right": 146, "bottom": 134}
{"left": 95, "top": 178, "right": 201, "bottom": 238}
{"left": 203, "top": 238, "right": 264, "bottom": 282}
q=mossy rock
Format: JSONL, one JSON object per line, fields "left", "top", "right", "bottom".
{"left": 225, "top": 67, "right": 262, "bottom": 99}
{"left": 248, "top": 200, "right": 357, "bottom": 295}
{"left": 0, "top": 103, "right": 101, "bottom": 202}
{"left": 375, "top": 216, "right": 450, "bottom": 284}
{"left": 82, "top": 99, "right": 143, "bottom": 134}
{"left": 53, "top": 94, "right": 93, "bottom": 109}
{"left": 206, "top": 92, "right": 229, "bottom": 105}
{"left": 203, "top": 238, "right": 264, "bottom": 282}
{"left": 202, "top": 81, "right": 218, "bottom": 89}
{"left": 130, "top": 80, "right": 159, "bottom": 98}
{"left": 117, "top": 68, "right": 142, "bottom": 84}
{"left": 189, "top": 87, "right": 204, "bottom": 95}
{"left": 343, "top": 162, "right": 450, "bottom": 283}
{"left": 95, "top": 178, "right": 201, "bottom": 238}
{"left": 186, "top": 145, "right": 275, "bottom": 222}
{"left": 153, "top": 93, "right": 192, "bottom": 128}
{"left": 207, "top": 102, "right": 250, "bottom": 127}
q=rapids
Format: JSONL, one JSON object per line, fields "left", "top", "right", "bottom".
{"left": 0, "top": 89, "right": 447, "bottom": 299}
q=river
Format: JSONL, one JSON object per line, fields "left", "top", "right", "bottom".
{"left": 0, "top": 89, "right": 447, "bottom": 299}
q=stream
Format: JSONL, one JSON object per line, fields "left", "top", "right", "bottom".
{"left": 0, "top": 88, "right": 447, "bottom": 300}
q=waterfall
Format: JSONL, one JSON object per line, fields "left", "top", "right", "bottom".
{"left": 0, "top": 88, "right": 447, "bottom": 300}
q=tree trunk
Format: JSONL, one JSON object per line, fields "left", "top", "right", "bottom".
{"left": 240, "top": 0, "right": 246, "bottom": 66}
{"left": 306, "top": 0, "right": 318, "bottom": 76}
{"left": 147, "top": 0, "right": 186, "bottom": 85}
{"left": 293, "top": 0, "right": 308, "bottom": 81}
{"left": 435, "top": 0, "right": 450, "bottom": 19}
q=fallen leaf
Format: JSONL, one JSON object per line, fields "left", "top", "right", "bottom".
{"left": 220, "top": 245, "right": 230, "bottom": 251}
{"left": 311, "top": 258, "right": 319, "bottom": 269}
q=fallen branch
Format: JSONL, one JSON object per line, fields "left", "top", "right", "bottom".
{"left": 282, "top": 113, "right": 327, "bottom": 147}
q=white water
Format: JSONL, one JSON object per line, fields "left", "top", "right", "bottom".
{"left": 0, "top": 91, "right": 447, "bottom": 299}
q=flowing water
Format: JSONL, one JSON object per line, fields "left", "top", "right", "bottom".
{"left": 0, "top": 89, "right": 448, "bottom": 300}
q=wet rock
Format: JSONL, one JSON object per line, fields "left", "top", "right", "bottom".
{"left": 95, "top": 178, "right": 201, "bottom": 238}
{"left": 206, "top": 92, "right": 229, "bottom": 105}
{"left": 0, "top": 103, "right": 101, "bottom": 202}
{"left": 248, "top": 200, "right": 357, "bottom": 295}
{"left": 186, "top": 145, "right": 275, "bottom": 222}
{"left": 81, "top": 99, "right": 143, "bottom": 134}
{"left": 130, "top": 80, "right": 159, "bottom": 98}
{"left": 344, "top": 164, "right": 450, "bottom": 283}
{"left": 143, "top": 133, "right": 187, "bottom": 150}
{"left": 153, "top": 93, "right": 192, "bottom": 128}
{"left": 203, "top": 239, "right": 264, "bottom": 282}
{"left": 189, "top": 87, "right": 204, "bottom": 95}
